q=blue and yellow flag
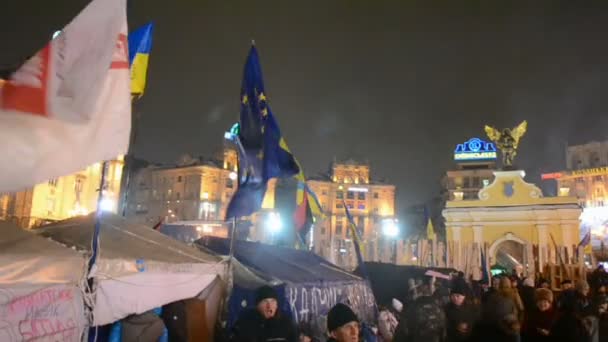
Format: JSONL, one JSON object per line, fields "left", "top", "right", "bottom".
{"left": 128, "top": 22, "right": 154, "bottom": 97}
{"left": 344, "top": 200, "right": 366, "bottom": 273}
{"left": 226, "top": 45, "right": 299, "bottom": 219}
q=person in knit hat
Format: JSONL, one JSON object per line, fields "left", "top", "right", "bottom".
{"left": 326, "top": 303, "right": 359, "bottom": 342}
{"left": 522, "top": 288, "right": 557, "bottom": 341}
{"left": 445, "top": 279, "right": 479, "bottom": 342}
{"left": 230, "top": 285, "right": 297, "bottom": 342}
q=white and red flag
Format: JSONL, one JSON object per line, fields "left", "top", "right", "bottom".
{"left": 0, "top": 0, "right": 130, "bottom": 193}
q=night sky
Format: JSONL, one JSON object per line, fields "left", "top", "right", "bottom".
{"left": 3, "top": 1, "right": 608, "bottom": 217}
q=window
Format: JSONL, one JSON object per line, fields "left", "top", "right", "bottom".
{"left": 336, "top": 202, "right": 344, "bottom": 209}
{"left": 336, "top": 191, "right": 344, "bottom": 200}
{"left": 463, "top": 177, "right": 470, "bottom": 188}
{"left": 374, "top": 192, "right": 379, "bottom": 199}
{"left": 335, "top": 220, "right": 343, "bottom": 235}
{"left": 177, "top": 176, "right": 182, "bottom": 183}
{"left": 358, "top": 204, "right": 366, "bottom": 210}
{"left": 226, "top": 178, "right": 234, "bottom": 188}
{"left": 322, "top": 190, "right": 327, "bottom": 196}
{"left": 357, "top": 192, "right": 366, "bottom": 200}
{"left": 174, "top": 208, "right": 179, "bottom": 214}
{"left": 595, "top": 176, "right": 603, "bottom": 182}
{"left": 472, "top": 177, "right": 480, "bottom": 188}
{"left": 347, "top": 191, "right": 355, "bottom": 200}
{"left": 48, "top": 179, "right": 58, "bottom": 187}
{"left": 176, "top": 192, "right": 181, "bottom": 200}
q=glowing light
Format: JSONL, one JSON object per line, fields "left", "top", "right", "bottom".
{"left": 202, "top": 192, "right": 209, "bottom": 200}
{"left": 99, "top": 198, "right": 115, "bottom": 212}
{"left": 382, "top": 219, "right": 399, "bottom": 238}
{"left": 203, "top": 225, "right": 213, "bottom": 233}
{"left": 348, "top": 187, "right": 368, "bottom": 193}
{"left": 52, "top": 30, "right": 61, "bottom": 39}
{"left": 266, "top": 212, "right": 283, "bottom": 233}
{"left": 229, "top": 172, "right": 237, "bottom": 181}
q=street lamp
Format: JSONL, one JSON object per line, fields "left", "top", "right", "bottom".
{"left": 266, "top": 212, "right": 283, "bottom": 234}
{"left": 382, "top": 218, "right": 399, "bottom": 264}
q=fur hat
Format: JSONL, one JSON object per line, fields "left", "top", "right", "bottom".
{"left": 535, "top": 288, "right": 553, "bottom": 303}
{"left": 255, "top": 285, "right": 278, "bottom": 305}
{"left": 451, "top": 279, "right": 468, "bottom": 296}
{"left": 523, "top": 277, "right": 535, "bottom": 287}
{"left": 327, "top": 303, "right": 358, "bottom": 332}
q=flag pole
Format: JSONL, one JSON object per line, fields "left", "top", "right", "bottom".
{"left": 89, "top": 161, "right": 109, "bottom": 274}
{"left": 119, "top": 97, "right": 140, "bottom": 217}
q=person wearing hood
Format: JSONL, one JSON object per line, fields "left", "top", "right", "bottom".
{"left": 445, "top": 280, "right": 478, "bottom": 342}
{"left": 520, "top": 277, "right": 536, "bottom": 313}
{"left": 230, "top": 285, "right": 297, "bottom": 342}
{"left": 522, "top": 288, "right": 557, "bottom": 342}
{"left": 326, "top": 303, "right": 360, "bottom": 342}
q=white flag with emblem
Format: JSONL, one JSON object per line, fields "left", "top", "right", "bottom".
{"left": 0, "top": 0, "right": 130, "bottom": 193}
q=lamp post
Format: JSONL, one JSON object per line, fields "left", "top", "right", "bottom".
{"left": 382, "top": 218, "right": 399, "bottom": 264}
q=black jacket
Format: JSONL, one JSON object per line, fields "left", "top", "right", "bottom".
{"left": 444, "top": 302, "right": 479, "bottom": 342}
{"left": 230, "top": 309, "right": 297, "bottom": 342}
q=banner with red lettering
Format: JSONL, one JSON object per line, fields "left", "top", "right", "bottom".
{"left": 0, "top": 285, "right": 86, "bottom": 342}
{"left": 0, "top": 0, "right": 130, "bottom": 193}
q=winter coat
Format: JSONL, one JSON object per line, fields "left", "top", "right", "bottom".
{"left": 393, "top": 296, "right": 446, "bottom": 342}
{"left": 522, "top": 308, "right": 557, "bottom": 342}
{"left": 550, "top": 311, "right": 592, "bottom": 342}
{"left": 444, "top": 302, "right": 479, "bottom": 342}
{"left": 519, "top": 286, "right": 536, "bottom": 313}
{"left": 229, "top": 309, "right": 297, "bottom": 342}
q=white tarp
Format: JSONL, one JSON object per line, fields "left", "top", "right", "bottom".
{"left": 35, "top": 213, "right": 226, "bottom": 326}
{"left": 0, "top": 221, "right": 87, "bottom": 341}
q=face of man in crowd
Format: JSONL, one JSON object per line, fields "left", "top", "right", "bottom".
{"left": 537, "top": 299, "right": 551, "bottom": 312}
{"left": 580, "top": 286, "right": 590, "bottom": 297}
{"left": 562, "top": 283, "right": 573, "bottom": 291}
{"left": 330, "top": 321, "right": 359, "bottom": 342}
{"left": 492, "top": 278, "right": 500, "bottom": 290}
{"left": 257, "top": 298, "right": 278, "bottom": 319}
{"left": 450, "top": 293, "right": 465, "bottom": 306}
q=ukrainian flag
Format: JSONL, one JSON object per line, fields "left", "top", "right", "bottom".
{"left": 128, "top": 22, "right": 154, "bottom": 97}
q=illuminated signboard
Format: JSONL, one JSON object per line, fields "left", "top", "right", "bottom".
{"left": 541, "top": 173, "right": 563, "bottom": 180}
{"left": 571, "top": 167, "right": 608, "bottom": 177}
{"left": 454, "top": 138, "right": 497, "bottom": 162}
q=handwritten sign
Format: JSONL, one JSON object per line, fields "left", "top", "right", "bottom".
{"left": 0, "top": 285, "right": 85, "bottom": 342}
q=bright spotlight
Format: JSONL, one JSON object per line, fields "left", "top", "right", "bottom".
{"left": 382, "top": 219, "right": 399, "bottom": 238}
{"left": 266, "top": 212, "right": 283, "bottom": 233}
{"left": 229, "top": 171, "right": 238, "bottom": 181}
{"left": 99, "top": 198, "right": 115, "bottom": 212}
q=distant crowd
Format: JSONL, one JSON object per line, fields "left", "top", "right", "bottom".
{"left": 220, "top": 265, "right": 608, "bottom": 342}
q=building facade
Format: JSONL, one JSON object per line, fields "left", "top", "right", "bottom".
{"left": 307, "top": 160, "right": 397, "bottom": 270}
{"left": 442, "top": 137, "right": 497, "bottom": 201}
{"left": 542, "top": 141, "right": 608, "bottom": 249}
{"left": 0, "top": 158, "right": 124, "bottom": 228}
{"left": 443, "top": 170, "right": 581, "bottom": 278}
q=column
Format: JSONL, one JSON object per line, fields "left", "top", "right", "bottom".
{"left": 561, "top": 224, "right": 574, "bottom": 263}
{"left": 536, "top": 224, "right": 548, "bottom": 267}
{"left": 473, "top": 225, "right": 484, "bottom": 245}
{"left": 452, "top": 227, "right": 462, "bottom": 270}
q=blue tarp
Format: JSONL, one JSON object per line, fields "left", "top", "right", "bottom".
{"left": 195, "top": 237, "right": 377, "bottom": 337}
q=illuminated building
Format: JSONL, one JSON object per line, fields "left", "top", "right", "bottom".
{"left": 444, "top": 169, "right": 581, "bottom": 275}
{"left": 307, "top": 160, "right": 397, "bottom": 270}
{"left": 0, "top": 158, "right": 124, "bottom": 228}
{"left": 542, "top": 141, "right": 608, "bottom": 249}
{"left": 441, "top": 137, "right": 497, "bottom": 201}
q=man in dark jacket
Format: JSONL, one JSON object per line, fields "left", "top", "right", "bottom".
{"left": 445, "top": 280, "right": 478, "bottom": 342}
{"left": 230, "top": 285, "right": 297, "bottom": 342}
{"left": 394, "top": 286, "right": 446, "bottom": 342}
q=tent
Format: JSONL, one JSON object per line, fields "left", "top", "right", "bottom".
{"left": 34, "top": 213, "right": 227, "bottom": 330}
{"left": 196, "top": 236, "right": 377, "bottom": 338}
{"left": 356, "top": 262, "right": 457, "bottom": 306}
{"left": 0, "top": 220, "right": 87, "bottom": 341}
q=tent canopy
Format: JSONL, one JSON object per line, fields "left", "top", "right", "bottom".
{"left": 0, "top": 220, "right": 87, "bottom": 341}
{"left": 0, "top": 220, "right": 85, "bottom": 285}
{"left": 34, "top": 213, "right": 226, "bottom": 326}
{"left": 197, "top": 236, "right": 361, "bottom": 284}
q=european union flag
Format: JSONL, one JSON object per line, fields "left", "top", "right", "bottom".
{"left": 226, "top": 45, "right": 298, "bottom": 219}
{"left": 128, "top": 22, "right": 153, "bottom": 97}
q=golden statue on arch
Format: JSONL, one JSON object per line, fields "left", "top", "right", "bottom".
{"left": 484, "top": 120, "right": 527, "bottom": 168}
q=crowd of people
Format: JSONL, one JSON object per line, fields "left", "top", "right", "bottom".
{"left": 222, "top": 265, "right": 608, "bottom": 342}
